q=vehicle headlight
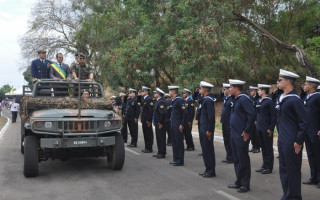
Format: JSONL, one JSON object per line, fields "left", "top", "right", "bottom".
{"left": 104, "top": 121, "right": 111, "bottom": 128}
{"left": 44, "top": 122, "right": 53, "bottom": 129}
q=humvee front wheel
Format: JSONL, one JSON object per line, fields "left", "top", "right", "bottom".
{"left": 24, "top": 135, "right": 39, "bottom": 177}
{"left": 20, "top": 122, "right": 25, "bottom": 155}
{"left": 107, "top": 132, "right": 125, "bottom": 170}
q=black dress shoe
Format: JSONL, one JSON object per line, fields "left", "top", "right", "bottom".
{"left": 153, "top": 154, "right": 159, "bottom": 157}
{"left": 222, "top": 159, "right": 228, "bottom": 163}
{"left": 248, "top": 148, "right": 254, "bottom": 152}
{"left": 202, "top": 173, "right": 216, "bottom": 178}
{"left": 302, "top": 179, "right": 317, "bottom": 185}
{"left": 144, "top": 149, "right": 153, "bottom": 153}
{"left": 127, "top": 144, "right": 133, "bottom": 147}
{"left": 252, "top": 149, "right": 260, "bottom": 153}
{"left": 261, "top": 169, "right": 272, "bottom": 174}
{"left": 228, "top": 184, "right": 240, "bottom": 189}
{"left": 156, "top": 154, "right": 165, "bottom": 159}
{"left": 127, "top": 144, "right": 137, "bottom": 147}
{"left": 186, "top": 147, "right": 195, "bottom": 151}
{"left": 141, "top": 149, "right": 146, "bottom": 153}
{"left": 173, "top": 163, "right": 184, "bottom": 166}
{"left": 198, "top": 153, "right": 203, "bottom": 156}
{"left": 237, "top": 186, "right": 250, "bottom": 193}
{"left": 255, "top": 168, "right": 265, "bottom": 173}
{"left": 317, "top": 183, "right": 320, "bottom": 188}
{"left": 166, "top": 143, "right": 172, "bottom": 146}
{"left": 227, "top": 160, "right": 234, "bottom": 164}
{"left": 170, "top": 161, "right": 177, "bottom": 165}
{"left": 199, "top": 172, "right": 206, "bottom": 176}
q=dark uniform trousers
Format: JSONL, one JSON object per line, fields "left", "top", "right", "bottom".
{"left": 156, "top": 124, "right": 167, "bottom": 155}
{"left": 166, "top": 120, "right": 172, "bottom": 144}
{"left": 184, "top": 123, "right": 194, "bottom": 148}
{"left": 121, "top": 120, "right": 128, "bottom": 143}
{"left": 250, "top": 125, "right": 260, "bottom": 150}
{"left": 171, "top": 128, "right": 185, "bottom": 164}
{"left": 128, "top": 120, "right": 138, "bottom": 145}
{"left": 305, "top": 137, "right": 320, "bottom": 183}
{"left": 142, "top": 123, "right": 153, "bottom": 150}
{"left": 258, "top": 131, "right": 274, "bottom": 170}
{"left": 222, "top": 122, "right": 233, "bottom": 161}
{"left": 199, "top": 127, "right": 216, "bottom": 175}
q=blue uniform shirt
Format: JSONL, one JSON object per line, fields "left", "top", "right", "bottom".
{"left": 198, "top": 94, "right": 216, "bottom": 133}
{"left": 185, "top": 97, "right": 195, "bottom": 124}
{"left": 276, "top": 90, "right": 307, "bottom": 145}
{"left": 125, "top": 96, "right": 141, "bottom": 120}
{"left": 170, "top": 95, "right": 187, "bottom": 130}
{"left": 230, "top": 92, "right": 256, "bottom": 138}
{"left": 304, "top": 92, "right": 320, "bottom": 141}
{"left": 166, "top": 100, "right": 172, "bottom": 121}
{"left": 154, "top": 97, "right": 166, "bottom": 125}
{"left": 220, "top": 95, "right": 233, "bottom": 124}
{"left": 31, "top": 58, "right": 52, "bottom": 82}
{"left": 141, "top": 95, "right": 154, "bottom": 123}
{"left": 256, "top": 97, "right": 277, "bottom": 133}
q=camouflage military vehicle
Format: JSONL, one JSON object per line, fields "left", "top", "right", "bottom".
{"left": 20, "top": 80, "right": 124, "bottom": 177}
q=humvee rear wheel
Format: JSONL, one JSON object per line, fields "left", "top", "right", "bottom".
{"left": 24, "top": 135, "right": 39, "bottom": 177}
{"left": 20, "top": 122, "right": 25, "bottom": 155}
{"left": 107, "top": 132, "right": 125, "bottom": 170}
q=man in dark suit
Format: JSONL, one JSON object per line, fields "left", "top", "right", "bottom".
{"left": 182, "top": 88, "right": 195, "bottom": 151}
{"left": 50, "top": 53, "right": 71, "bottom": 80}
{"left": 31, "top": 49, "right": 52, "bottom": 84}
{"left": 139, "top": 86, "right": 154, "bottom": 153}
{"left": 164, "top": 93, "right": 172, "bottom": 146}
{"left": 126, "top": 88, "right": 141, "bottom": 147}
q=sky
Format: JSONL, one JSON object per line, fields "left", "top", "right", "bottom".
{"left": 0, "top": 0, "right": 37, "bottom": 90}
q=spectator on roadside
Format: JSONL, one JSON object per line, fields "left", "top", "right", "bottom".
{"left": 9, "top": 99, "right": 19, "bottom": 123}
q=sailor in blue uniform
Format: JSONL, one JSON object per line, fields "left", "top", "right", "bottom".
{"left": 302, "top": 76, "right": 320, "bottom": 188}
{"left": 139, "top": 86, "right": 154, "bottom": 153}
{"left": 182, "top": 88, "right": 195, "bottom": 151}
{"left": 152, "top": 88, "right": 167, "bottom": 159}
{"left": 248, "top": 86, "right": 260, "bottom": 153}
{"left": 126, "top": 88, "right": 141, "bottom": 147}
{"left": 120, "top": 93, "right": 128, "bottom": 143}
{"left": 227, "top": 79, "right": 255, "bottom": 193}
{"left": 197, "top": 81, "right": 216, "bottom": 178}
{"left": 276, "top": 69, "right": 307, "bottom": 200}
{"left": 220, "top": 83, "right": 234, "bottom": 164}
{"left": 31, "top": 49, "right": 52, "bottom": 84}
{"left": 168, "top": 86, "right": 187, "bottom": 166}
{"left": 164, "top": 93, "right": 172, "bottom": 146}
{"left": 255, "top": 84, "right": 277, "bottom": 175}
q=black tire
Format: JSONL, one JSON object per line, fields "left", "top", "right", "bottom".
{"left": 20, "top": 122, "right": 25, "bottom": 155}
{"left": 24, "top": 135, "right": 39, "bottom": 177}
{"left": 107, "top": 132, "right": 125, "bottom": 170}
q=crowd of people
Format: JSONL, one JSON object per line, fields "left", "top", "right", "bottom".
{"left": 109, "top": 69, "right": 320, "bottom": 199}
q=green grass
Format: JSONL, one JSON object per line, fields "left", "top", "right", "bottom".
{"left": 0, "top": 116, "right": 8, "bottom": 131}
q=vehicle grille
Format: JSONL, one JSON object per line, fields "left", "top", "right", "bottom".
{"left": 58, "top": 121, "right": 96, "bottom": 133}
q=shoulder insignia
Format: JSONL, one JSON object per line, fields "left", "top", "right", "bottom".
{"left": 150, "top": 102, "right": 153, "bottom": 105}
{"left": 191, "top": 103, "right": 194, "bottom": 106}
{"left": 138, "top": 102, "right": 141, "bottom": 105}
{"left": 167, "top": 106, "right": 170, "bottom": 109}
{"left": 160, "top": 105, "right": 164, "bottom": 109}
{"left": 182, "top": 106, "right": 186, "bottom": 109}
{"left": 144, "top": 102, "right": 146, "bottom": 105}
{"left": 131, "top": 102, "right": 134, "bottom": 105}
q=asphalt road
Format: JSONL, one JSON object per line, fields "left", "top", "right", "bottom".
{"left": 0, "top": 109, "right": 318, "bottom": 200}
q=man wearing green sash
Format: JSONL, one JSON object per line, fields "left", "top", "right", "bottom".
{"left": 50, "top": 53, "right": 71, "bottom": 80}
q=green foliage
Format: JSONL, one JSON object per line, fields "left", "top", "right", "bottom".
{"left": 0, "top": 84, "right": 14, "bottom": 99}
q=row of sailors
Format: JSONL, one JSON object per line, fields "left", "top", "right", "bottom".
{"left": 111, "top": 69, "right": 319, "bottom": 199}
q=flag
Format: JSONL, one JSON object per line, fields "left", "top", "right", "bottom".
{"left": 9, "top": 88, "right": 14, "bottom": 94}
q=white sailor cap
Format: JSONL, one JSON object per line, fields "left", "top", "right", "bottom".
{"left": 200, "top": 81, "right": 214, "bottom": 88}
{"left": 182, "top": 88, "right": 192, "bottom": 93}
{"left": 229, "top": 79, "right": 246, "bottom": 86}
{"left": 318, "top": 85, "right": 320, "bottom": 90}
{"left": 110, "top": 96, "right": 117, "bottom": 99}
{"left": 222, "top": 83, "right": 230, "bottom": 88}
{"left": 306, "top": 76, "right": 320, "bottom": 84}
{"left": 168, "top": 86, "right": 179, "bottom": 90}
{"left": 119, "top": 93, "right": 126, "bottom": 97}
{"left": 129, "top": 88, "right": 137, "bottom": 93}
{"left": 164, "top": 93, "right": 171, "bottom": 98}
{"left": 257, "top": 84, "right": 271, "bottom": 89}
{"left": 249, "top": 86, "right": 258, "bottom": 90}
{"left": 153, "top": 87, "right": 165, "bottom": 95}
{"left": 141, "top": 86, "right": 151, "bottom": 91}
{"left": 279, "top": 69, "right": 299, "bottom": 80}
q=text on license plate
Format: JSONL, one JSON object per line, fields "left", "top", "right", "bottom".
{"left": 73, "top": 141, "right": 88, "bottom": 145}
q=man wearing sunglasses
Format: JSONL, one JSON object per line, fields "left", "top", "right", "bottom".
{"left": 70, "top": 53, "right": 94, "bottom": 82}
{"left": 30, "top": 49, "right": 52, "bottom": 84}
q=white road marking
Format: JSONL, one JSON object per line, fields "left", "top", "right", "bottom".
{"left": 215, "top": 190, "right": 241, "bottom": 200}
{"left": 125, "top": 147, "right": 141, "bottom": 155}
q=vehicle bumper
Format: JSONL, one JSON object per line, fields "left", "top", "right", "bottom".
{"left": 40, "top": 136, "right": 115, "bottom": 148}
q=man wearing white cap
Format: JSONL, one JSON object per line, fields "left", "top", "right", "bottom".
{"left": 139, "top": 86, "right": 154, "bottom": 153}
{"left": 197, "top": 81, "right": 216, "bottom": 178}
{"left": 276, "top": 69, "right": 307, "bottom": 199}
{"left": 168, "top": 86, "right": 187, "bottom": 166}
{"left": 255, "top": 84, "right": 277, "bottom": 175}
{"left": 153, "top": 88, "right": 167, "bottom": 158}
{"left": 302, "top": 76, "right": 320, "bottom": 188}
{"left": 227, "top": 79, "right": 255, "bottom": 193}
{"left": 248, "top": 86, "right": 261, "bottom": 153}
{"left": 164, "top": 94, "right": 172, "bottom": 146}
{"left": 126, "top": 88, "right": 141, "bottom": 147}
{"left": 182, "top": 88, "right": 195, "bottom": 151}
{"left": 220, "top": 83, "right": 234, "bottom": 164}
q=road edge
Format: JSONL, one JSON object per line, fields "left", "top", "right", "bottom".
{"left": 0, "top": 116, "right": 11, "bottom": 141}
